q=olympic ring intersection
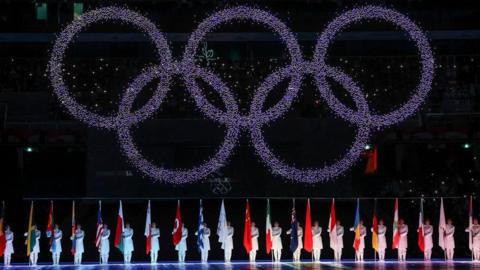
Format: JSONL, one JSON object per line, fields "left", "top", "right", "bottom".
{"left": 48, "top": 6, "right": 434, "bottom": 184}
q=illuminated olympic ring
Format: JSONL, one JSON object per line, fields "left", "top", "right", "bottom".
{"left": 48, "top": 6, "right": 434, "bottom": 183}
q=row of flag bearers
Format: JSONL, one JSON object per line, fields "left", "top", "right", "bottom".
{"left": 0, "top": 198, "right": 479, "bottom": 265}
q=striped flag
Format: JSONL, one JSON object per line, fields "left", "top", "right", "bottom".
{"left": 353, "top": 199, "right": 361, "bottom": 251}
{"left": 372, "top": 199, "right": 379, "bottom": 253}
{"left": 392, "top": 198, "right": 400, "bottom": 249}
{"left": 329, "top": 199, "right": 338, "bottom": 250}
{"left": 71, "top": 201, "right": 76, "bottom": 256}
{"left": 304, "top": 199, "right": 313, "bottom": 253}
{"left": 265, "top": 199, "right": 273, "bottom": 254}
{"left": 438, "top": 198, "right": 446, "bottom": 250}
{"left": 243, "top": 200, "right": 252, "bottom": 253}
{"left": 417, "top": 199, "right": 425, "bottom": 252}
{"left": 114, "top": 200, "right": 124, "bottom": 252}
{"left": 0, "top": 201, "right": 6, "bottom": 257}
{"left": 145, "top": 200, "right": 152, "bottom": 255}
{"left": 95, "top": 201, "right": 104, "bottom": 249}
{"left": 289, "top": 200, "right": 298, "bottom": 253}
{"left": 468, "top": 196, "right": 473, "bottom": 251}
{"left": 46, "top": 201, "right": 56, "bottom": 252}
{"left": 26, "top": 201, "right": 35, "bottom": 256}
{"left": 197, "top": 199, "right": 204, "bottom": 251}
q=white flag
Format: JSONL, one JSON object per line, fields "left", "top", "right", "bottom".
{"left": 438, "top": 198, "right": 446, "bottom": 250}
{"left": 217, "top": 199, "right": 228, "bottom": 249}
{"left": 145, "top": 200, "right": 151, "bottom": 237}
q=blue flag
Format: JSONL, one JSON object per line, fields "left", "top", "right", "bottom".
{"left": 290, "top": 201, "right": 298, "bottom": 252}
{"left": 197, "top": 199, "right": 204, "bottom": 251}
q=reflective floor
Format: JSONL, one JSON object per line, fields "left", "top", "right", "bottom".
{"left": 2, "top": 261, "right": 480, "bottom": 270}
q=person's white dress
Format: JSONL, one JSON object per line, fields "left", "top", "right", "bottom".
{"left": 150, "top": 227, "right": 160, "bottom": 263}
{"left": 466, "top": 224, "right": 480, "bottom": 261}
{"left": 250, "top": 226, "right": 259, "bottom": 262}
{"left": 72, "top": 229, "right": 84, "bottom": 264}
{"left": 372, "top": 224, "right": 387, "bottom": 261}
{"left": 444, "top": 224, "right": 455, "bottom": 260}
{"left": 3, "top": 230, "right": 14, "bottom": 266}
{"left": 100, "top": 229, "right": 110, "bottom": 264}
{"left": 423, "top": 225, "right": 433, "bottom": 260}
{"left": 287, "top": 226, "right": 303, "bottom": 262}
{"left": 350, "top": 225, "right": 366, "bottom": 261}
{"left": 312, "top": 226, "right": 322, "bottom": 262}
{"left": 200, "top": 227, "right": 210, "bottom": 262}
{"left": 175, "top": 227, "right": 188, "bottom": 262}
{"left": 50, "top": 229, "right": 63, "bottom": 265}
{"left": 24, "top": 229, "right": 41, "bottom": 265}
{"left": 122, "top": 227, "right": 134, "bottom": 263}
{"left": 329, "top": 225, "right": 344, "bottom": 261}
{"left": 272, "top": 227, "right": 282, "bottom": 262}
{"left": 398, "top": 224, "right": 408, "bottom": 261}
{"left": 223, "top": 226, "right": 234, "bottom": 262}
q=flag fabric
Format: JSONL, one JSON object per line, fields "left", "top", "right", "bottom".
{"left": 304, "top": 199, "right": 313, "bottom": 253}
{"left": 95, "top": 201, "right": 104, "bottom": 249}
{"left": 365, "top": 146, "right": 378, "bottom": 174}
{"left": 197, "top": 199, "right": 204, "bottom": 251}
{"left": 289, "top": 200, "right": 298, "bottom": 253}
{"left": 372, "top": 199, "right": 379, "bottom": 253}
{"left": 0, "top": 201, "right": 6, "bottom": 257}
{"left": 468, "top": 196, "right": 473, "bottom": 251}
{"left": 265, "top": 199, "right": 273, "bottom": 254}
{"left": 71, "top": 201, "right": 76, "bottom": 256}
{"left": 329, "top": 199, "right": 338, "bottom": 250}
{"left": 243, "top": 200, "right": 252, "bottom": 253}
{"left": 217, "top": 200, "right": 228, "bottom": 249}
{"left": 353, "top": 199, "right": 361, "bottom": 251}
{"left": 26, "top": 201, "right": 35, "bottom": 256}
{"left": 417, "top": 199, "right": 425, "bottom": 252}
{"left": 145, "top": 200, "right": 152, "bottom": 255}
{"left": 114, "top": 200, "right": 125, "bottom": 252}
{"left": 172, "top": 200, "right": 183, "bottom": 246}
{"left": 392, "top": 198, "right": 400, "bottom": 249}
{"left": 438, "top": 198, "right": 446, "bottom": 250}
{"left": 46, "top": 201, "right": 56, "bottom": 252}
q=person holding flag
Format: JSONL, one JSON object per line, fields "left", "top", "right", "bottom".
{"left": 2, "top": 225, "right": 14, "bottom": 266}
{"left": 249, "top": 221, "right": 259, "bottom": 262}
{"left": 372, "top": 219, "right": 387, "bottom": 261}
{"left": 328, "top": 199, "right": 344, "bottom": 261}
{"left": 397, "top": 218, "right": 408, "bottom": 261}
{"left": 99, "top": 224, "right": 111, "bottom": 264}
{"left": 312, "top": 221, "right": 323, "bottom": 262}
{"left": 122, "top": 223, "right": 134, "bottom": 264}
{"left": 349, "top": 199, "right": 366, "bottom": 262}
{"left": 172, "top": 201, "right": 187, "bottom": 263}
{"left": 465, "top": 218, "right": 480, "bottom": 261}
{"left": 416, "top": 199, "right": 426, "bottom": 261}
{"left": 196, "top": 222, "right": 210, "bottom": 263}
{"left": 272, "top": 221, "right": 283, "bottom": 262}
{"left": 24, "top": 224, "right": 41, "bottom": 266}
{"left": 50, "top": 224, "right": 63, "bottom": 265}
{"left": 71, "top": 224, "right": 84, "bottom": 264}
{"left": 224, "top": 221, "right": 234, "bottom": 263}
{"left": 286, "top": 214, "right": 303, "bottom": 261}
{"left": 150, "top": 222, "right": 160, "bottom": 263}
{"left": 422, "top": 219, "right": 434, "bottom": 260}
{"left": 444, "top": 218, "right": 455, "bottom": 260}
{"left": 439, "top": 197, "right": 446, "bottom": 259}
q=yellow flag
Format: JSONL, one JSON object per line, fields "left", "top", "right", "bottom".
{"left": 26, "top": 201, "right": 34, "bottom": 256}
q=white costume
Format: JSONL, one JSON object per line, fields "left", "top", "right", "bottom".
{"left": 466, "top": 224, "right": 480, "bottom": 261}
{"left": 312, "top": 226, "right": 323, "bottom": 262}
{"left": 24, "top": 229, "right": 41, "bottom": 265}
{"left": 329, "top": 225, "right": 344, "bottom": 261}
{"left": 271, "top": 227, "right": 283, "bottom": 262}
{"left": 372, "top": 224, "right": 387, "bottom": 261}
{"left": 150, "top": 227, "right": 160, "bottom": 263}
{"left": 3, "top": 230, "right": 14, "bottom": 266}
{"left": 100, "top": 228, "right": 110, "bottom": 264}
{"left": 175, "top": 227, "right": 188, "bottom": 262}
{"left": 72, "top": 228, "right": 84, "bottom": 264}
{"left": 50, "top": 229, "right": 63, "bottom": 265}
{"left": 122, "top": 227, "right": 134, "bottom": 264}
{"left": 398, "top": 224, "right": 408, "bottom": 261}
{"left": 250, "top": 226, "right": 259, "bottom": 262}
{"left": 350, "top": 225, "right": 366, "bottom": 261}
{"left": 444, "top": 224, "right": 455, "bottom": 260}
{"left": 223, "top": 226, "right": 234, "bottom": 262}
{"left": 198, "top": 227, "right": 210, "bottom": 262}
{"left": 287, "top": 226, "right": 303, "bottom": 262}
{"left": 422, "top": 224, "right": 433, "bottom": 260}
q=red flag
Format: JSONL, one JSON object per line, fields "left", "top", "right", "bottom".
{"left": 365, "top": 146, "right": 378, "bottom": 174}
{"left": 417, "top": 199, "right": 425, "bottom": 252}
{"left": 304, "top": 199, "right": 313, "bottom": 252}
{"left": 145, "top": 200, "right": 152, "bottom": 255}
{"left": 329, "top": 199, "right": 338, "bottom": 250}
{"left": 172, "top": 200, "right": 183, "bottom": 246}
{"left": 0, "top": 201, "right": 6, "bottom": 257}
{"left": 243, "top": 200, "right": 252, "bottom": 253}
{"left": 265, "top": 199, "right": 273, "bottom": 254}
{"left": 47, "top": 201, "right": 54, "bottom": 245}
{"left": 392, "top": 198, "right": 400, "bottom": 249}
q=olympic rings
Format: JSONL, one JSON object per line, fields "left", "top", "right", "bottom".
{"left": 48, "top": 5, "right": 434, "bottom": 183}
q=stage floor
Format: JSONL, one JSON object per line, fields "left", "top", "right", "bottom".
{"left": 1, "top": 260, "right": 480, "bottom": 270}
